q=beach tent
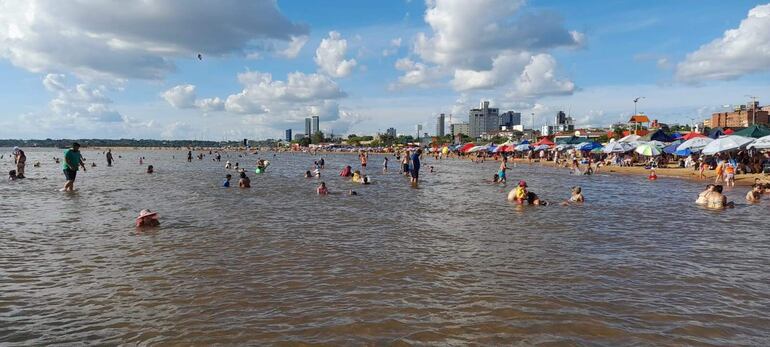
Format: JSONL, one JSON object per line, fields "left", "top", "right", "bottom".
{"left": 635, "top": 143, "right": 662, "bottom": 156}
{"left": 747, "top": 134, "right": 770, "bottom": 150}
{"left": 701, "top": 135, "right": 755, "bottom": 155}
{"left": 733, "top": 125, "right": 770, "bottom": 138}
{"left": 534, "top": 137, "right": 555, "bottom": 147}
{"left": 603, "top": 141, "right": 632, "bottom": 153}
{"left": 708, "top": 128, "right": 725, "bottom": 139}
{"left": 662, "top": 140, "right": 683, "bottom": 154}
{"left": 619, "top": 134, "right": 641, "bottom": 143}
{"left": 677, "top": 137, "right": 713, "bottom": 152}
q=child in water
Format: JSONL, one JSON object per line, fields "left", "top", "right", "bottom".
{"left": 223, "top": 174, "right": 232, "bottom": 187}
{"left": 8, "top": 170, "right": 17, "bottom": 181}
{"left": 239, "top": 172, "right": 251, "bottom": 188}
{"left": 304, "top": 170, "right": 313, "bottom": 178}
{"left": 135, "top": 209, "right": 160, "bottom": 228}
{"left": 648, "top": 169, "right": 657, "bottom": 180}
{"left": 147, "top": 165, "right": 154, "bottom": 174}
{"left": 317, "top": 182, "right": 329, "bottom": 195}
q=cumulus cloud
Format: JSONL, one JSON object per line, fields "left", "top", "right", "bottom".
{"left": 279, "top": 35, "right": 309, "bottom": 58}
{"left": 161, "top": 85, "right": 197, "bottom": 109}
{"left": 42, "top": 73, "right": 123, "bottom": 122}
{"left": 676, "top": 3, "right": 770, "bottom": 82}
{"left": 225, "top": 71, "right": 346, "bottom": 114}
{"left": 393, "top": 0, "right": 579, "bottom": 98}
{"left": 0, "top": 0, "right": 307, "bottom": 80}
{"left": 508, "top": 54, "right": 576, "bottom": 99}
{"left": 382, "top": 37, "right": 403, "bottom": 57}
{"left": 314, "top": 31, "right": 358, "bottom": 77}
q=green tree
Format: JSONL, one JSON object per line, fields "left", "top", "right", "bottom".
{"left": 298, "top": 137, "right": 311, "bottom": 147}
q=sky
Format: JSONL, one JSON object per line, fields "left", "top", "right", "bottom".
{"left": 1, "top": 0, "right": 770, "bottom": 140}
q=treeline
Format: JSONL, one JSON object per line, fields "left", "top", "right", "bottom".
{"left": 0, "top": 139, "right": 279, "bottom": 148}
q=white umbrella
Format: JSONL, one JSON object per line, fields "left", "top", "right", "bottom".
{"left": 647, "top": 140, "right": 666, "bottom": 147}
{"left": 515, "top": 143, "right": 532, "bottom": 151}
{"left": 747, "top": 134, "right": 770, "bottom": 149}
{"left": 676, "top": 137, "right": 714, "bottom": 152}
{"left": 554, "top": 144, "right": 573, "bottom": 151}
{"left": 468, "top": 145, "right": 488, "bottom": 153}
{"left": 619, "top": 134, "right": 641, "bottom": 143}
{"left": 701, "top": 135, "right": 755, "bottom": 155}
{"left": 533, "top": 144, "right": 550, "bottom": 151}
{"left": 603, "top": 141, "right": 632, "bottom": 153}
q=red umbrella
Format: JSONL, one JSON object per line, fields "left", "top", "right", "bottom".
{"left": 723, "top": 128, "right": 734, "bottom": 135}
{"left": 682, "top": 132, "right": 706, "bottom": 140}
{"left": 460, "top": 143, "right": 476, "bottom": 153}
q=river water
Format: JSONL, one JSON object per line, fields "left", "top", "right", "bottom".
{"left": 1, "top": 148, "right": 768, "bottom": 345}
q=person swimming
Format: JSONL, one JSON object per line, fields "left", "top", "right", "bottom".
{"left": 339, "top": 165, "right": 352, "bottom": 177}
{"left": 352, "top": 170, "right": 362, "bottom": 183}
{"left": 696, "top": 184, "right": 715, "bottom": 205}
{"left": 706, "top": 185, "right": 734, "bottom": 209}
{"left": 317, "top": 182, "right": 329, "bottom": 195}
{"left": 146, "top": 165, "right": 154, "bottom": 174}
{"left": 746, "top": 184, "right": 762, "bottom": 203}
{"left": 305, "top": 170, "right": 313, "bottom": 178}
{"left": 507, "top": 180, "right": 528, "bottom": 204}
{"left": 526, "top": 191, "right": 548, "bottom": 206}
{"left": 348, "top": 189, "right": 358, "bottom": 196}
{"left": 8, "top": 170, "right": 17, "bottom": 181}
{"left": 239, "top": 172, "right": 251, "bottom": 188}
{"left": 135, "top": 209, "right": 160, "bottom": 228}
{"left": 569, "top": 186, "right": 584, "bottom": 203}
{"left": 223, "top": 174, "right": 232, "bottom": 188}
{"left": 648, "top": 169, "right": 657, "bottom": 180}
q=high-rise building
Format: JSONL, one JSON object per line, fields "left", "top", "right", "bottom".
{"left": 499, "top": 111, "right": 521, "bottom": 130}
{"left": 554, "top": 111, "right": 574, "bottom": 132}
{"left": 304, "top": 118, "right": 312, "bottom": 137}
{"left": 311, "top": 116, "right": 320, "bottom": 134}
{"left": 436, "top": 113, "right": 445, "bottom": 137}
{"left": 451, "top": 122, "right": 470, "bottom": 137}
{"left": 285, "top": 129, "right": 292, "bottom": 142}
{"left": 468, "top": 101, "right": 499, "bottom": 138}
{"left": 386, "top": 127, "right": 397, "bottom": 137}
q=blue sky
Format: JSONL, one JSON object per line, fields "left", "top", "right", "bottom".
{"left": 1, "top": 0, "right": 769, "bottom": 140}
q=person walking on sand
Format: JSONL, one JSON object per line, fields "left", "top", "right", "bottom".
{"left": 106, "top": 149, "right": 114, "bottom": 167}
{"left": 13, "top": 147, "right": 26, "bottom": 179}
{"left": 61, "top": 142, "right": 86, "bottom": 192}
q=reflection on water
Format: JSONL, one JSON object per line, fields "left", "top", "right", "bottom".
{"left": 1, "top": 148, "right": 769, "bottom": 345}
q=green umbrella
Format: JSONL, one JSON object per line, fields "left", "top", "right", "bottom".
{"left": 635, "top": 143, "right": 662, "bottom": 156}
{"left": 733, "top": 125, "right": 770, "bottom": 138}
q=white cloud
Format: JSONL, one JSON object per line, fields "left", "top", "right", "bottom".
{"left": 161, "top": 85, "right": 197, "bottom": 109}
{"left": 314, "top": 31, "right": 358, "bottom": 77}
{"left": 0, "top": 0, "right": 307, "bottom": 80}
{"left": 382, "top": 37, "right": 403, "bottom": 56}
{"left": 507, "top": 54, "right": 575, "bottom": 100}
{"left": 392, "top": 58, "right": 445, "bottom": 88}
{"left": 42, "top": 73, "right": 123, "bottom": 123}
{"left": 279, "top": 35, "right": 309, "bottom": 58}
{"left": 451, "top": 51, "right": 530, "bottom": 91}
{"left": 225, "top": 71, "right": 345, "bottom": 114}
{"left": 195, "top": 97, "right": 225, "bottom": 112}
{"left": 676, "top": 4, "right": 770, "bottom": 82}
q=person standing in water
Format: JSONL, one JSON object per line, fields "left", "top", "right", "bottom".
{"left": 13, "top": 147, "right": 26, "bottom": 179}
{"left": 187, "top": 150, "right": 193, "bottom": 163}
{"left": 410, "top": 149, "right": 422, "bottom": 185}
{"left": 383, "top": 156, "right": 389, "bottom": 172}
{"left": 62, "top": 142, "right": 86, "bottom": 192}
{"left": 106, "top": 149, "right": 114, "bottom": 167}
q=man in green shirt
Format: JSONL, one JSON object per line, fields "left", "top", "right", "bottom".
{"left": 62, "top": 142, "right": 86, "bottom": 192}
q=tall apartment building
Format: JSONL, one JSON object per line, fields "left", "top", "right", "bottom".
{"left": 468, "top": 101, "right": 499, "bottom": 138}
{"left": 311, "top": 116, "right": 320, "bottom": 134}
{"left": 499, "top": 111, "right": 521, "bottom": 130}
{"left": 436, "top": 113, "right": 445, "bottom": 137}
{"left": 285, "top": 129, "right": 292, "bottom": 142}
{"left": 304, "top": 118, "right": 312, "bottom": 137}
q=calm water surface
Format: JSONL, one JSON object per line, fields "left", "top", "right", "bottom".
{"left": 1, "top": 148, "right": 769, "bottom": 346}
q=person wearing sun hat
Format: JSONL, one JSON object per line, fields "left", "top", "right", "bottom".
{"left": 507, "top": 180, "right": 528, "bottom": 203}
{"left": 135, "top": 209, "right": 160, "bottom": 228}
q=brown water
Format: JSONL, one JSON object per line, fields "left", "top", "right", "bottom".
{"left": 1, "top": 148, "right": 769, "bottom": 345}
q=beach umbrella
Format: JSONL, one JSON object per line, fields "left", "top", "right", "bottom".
{"left": 619, "top": 134, "right": 641, "bottom": 143}
{"left": 533, "top": 144, "right": 550, "bottom": 151}
{"left": 723, "top": 128, "right": 735, "bottom": 135}
{"left": 635, "top": 143, "right": 662, "bottom": 156}
{"left": 675, "top": 148, "right": 692, "bottom": 156}
{"left": 733, "top": 125, "right": 770, "bottom": 138}
{"left": 459, "top": 143, "right": 476, "bottom": 153}
{"left": 672, "top": 132, "right": 684, "bottom": 140}
{"left": 701, "top": 135, "right": 755, "bottom": 155}
{"left": 590, "top": 147, "right": 604, "bottom": 154}
{"left": 515, "top": 143, "right": 532, "bottom": 151}
{"left": 519, "top": 139, "right": 530, "bottom": 144}
{"left": 682, "top": 132, "right": 706, "bottom": 140}
{"left": 468, "top": 145, "right": 488, "bottom": 153}
{"left": 662, "top": 140, "right": 683, "bottom": 154}
{"left": 577, "top": 141, "right": 602, "bottom": 151}
{"left": 747, "top": 134, "right": 770, "bottom": 149}
{"left": 646, "top": 140, "right": 666, "bottom": 147}
{"left": 495, "top": 144, "right": 514, "bottom": 153}
{"left": 554, "top": 144, "right": 573, "bottom": 151}
{"left": 676, "top": 137, "right": 714, "bottom": 152}
{"left": 603, "top": 141, "right": 632, "bottom": 153}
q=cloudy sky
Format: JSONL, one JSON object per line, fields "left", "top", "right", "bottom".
{"left": 1, "top": 0, "right": 770, "bottom": 140}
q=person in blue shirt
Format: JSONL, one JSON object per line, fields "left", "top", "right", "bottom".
{"left": 410, "top": 149, "right": 422, "bottom": 185}
{"left": 223, "top": 174, "right": 232, "bottom": 187}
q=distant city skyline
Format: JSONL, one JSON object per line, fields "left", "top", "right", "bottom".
{"left": 1, "top": 1, "right": 770, "bottom": 140}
